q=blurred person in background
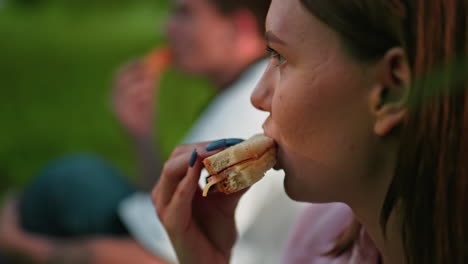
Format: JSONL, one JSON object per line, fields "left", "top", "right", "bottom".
{"left": 0, "top": 0, "right": 305, "bottom": 263}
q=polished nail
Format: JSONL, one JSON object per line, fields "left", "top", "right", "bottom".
{"left": 189, "top": 149, "right": 198, "bottom": 168}
{"left": 205, "top": 139, "right": 227, "bottom": 151}
{"left": 225, "top": 138, "right": 244, "bottom": 146}
{"left": 206, "top": 138, "right": 244, "bottom": 151}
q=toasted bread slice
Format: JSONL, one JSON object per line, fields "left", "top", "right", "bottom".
{"left": 215, "top": 147, "right": 276, "bottom": 194}
{"left": 203, "top": 134, "right": 275, "bottom": 175}
{"left": 202, "top": 134, "right": 277, "bottom": 196}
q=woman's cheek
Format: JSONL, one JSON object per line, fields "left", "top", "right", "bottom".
{"left": 272, "top": 96, "right": 300, "bottom": 153}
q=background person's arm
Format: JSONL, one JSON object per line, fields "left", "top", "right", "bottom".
{"left": 0, "top": 200, "right": 169, "bottom": 264}
{"left": 0, "top": 198, "right": 171, "bottom": 264}
{"left": 11, "top": 236, "right": 170, "bottom": 264}
{"left": 112, "top": 48, "right": 172, "bottom": 190}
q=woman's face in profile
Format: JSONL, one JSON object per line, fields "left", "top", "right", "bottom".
{"left": 252, "top": 0, "right": 380, "bottom": 202}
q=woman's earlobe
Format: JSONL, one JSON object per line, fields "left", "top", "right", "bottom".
{"left": 370, "top": 47, "right": 411, "bottom": 136}
{"left": 374, "top": 104, "right": 406, "bottom": 136}
{"left": 369, "top": 86, "right": 407, "bottom": 136}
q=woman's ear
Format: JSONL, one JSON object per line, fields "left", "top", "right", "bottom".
{"left": 369, "top": 47, "right": 411, "bottom": 136}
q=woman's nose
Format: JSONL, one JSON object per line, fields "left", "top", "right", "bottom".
{"left": 251, "top": 65, "right": 274, "bottom": 112}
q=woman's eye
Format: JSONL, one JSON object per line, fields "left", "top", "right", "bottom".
{"left": 266, "top": 46, "right": 286, "bottom": 66}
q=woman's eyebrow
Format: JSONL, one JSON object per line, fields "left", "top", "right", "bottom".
{"left": 265, "top": 31, "right": 286, "bottom": 45}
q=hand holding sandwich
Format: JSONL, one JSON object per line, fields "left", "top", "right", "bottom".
{"left": 151, "top": 143, "right": 246, "bottom": 264}
{"left": 151, "top": 135, "right": 276, "bottom": 264}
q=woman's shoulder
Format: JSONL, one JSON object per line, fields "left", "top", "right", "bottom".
{"left": 282, "top": 203, "right": 353, "bottom": 263}
{"left": 282, "top": 203, "right": 379, "bottom": 264}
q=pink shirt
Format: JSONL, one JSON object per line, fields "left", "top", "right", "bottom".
{"left": 282, "top": 203, "right": 381, "bottom": 264}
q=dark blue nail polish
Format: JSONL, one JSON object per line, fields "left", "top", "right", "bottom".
{"left": 225, "top": 138, "right": 244, "bottom": 146}
{"left": 206, "top": 138, "right": 245, "bottom": 151}
{"left": 189, "top": 149, "right": 198, "bottom": 168}
{"left": 206, "top": 139, "right": 227, "bottom": 151}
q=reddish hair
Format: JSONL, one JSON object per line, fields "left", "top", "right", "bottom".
{"left": 300, "top": 0, "right": 468, "bottom": 263}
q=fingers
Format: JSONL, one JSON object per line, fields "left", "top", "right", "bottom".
{"left": 165, "top": 157, "right": 205, "bottom": 227}
{"left": 153, "top": 138, "right": 246, "bottom": 214}
{"left": 205, "top": 138, "right": 244, "bottom": 152}
{"left": 0, "top": 197, "right": 19, "bottom": 240}
{"left": 153, "top": 152, "right": 194, "bottom": 208}
{"left": 0, "top": 197, "right": 18, "bottom": 221}
{"left": 111, "top": 58, "right": 158, "bottom": 135}
{"left": 169, "top": 144, "right": 198, "bottom": 160}
{"left": 153, "top": 142, "right": 223, "bottom": 209}
{"left": 113, "top": 60, "right": 156, "bottom": 102}
{"left": 116, "top": 61, "right": 147, "bottom": 87}
{"left": 115, "top": 72, "right": 154, "bottom": 100}
{"left": 168, "top": 142, "right": 220, "bottom": 160}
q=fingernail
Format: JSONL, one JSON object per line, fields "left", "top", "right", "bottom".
{"left": 225, "top": 138, "right": 244, "bottom": 147}
{"left": 205, "top": 138, "right": 244, "bottom": 151}
{"left": 189, "top": 149, "right": 198, "bottom": 168}
{"left": 205, "top": 139, "right": 227, "bottom": 151}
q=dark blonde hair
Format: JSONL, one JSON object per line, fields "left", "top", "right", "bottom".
{"left": 300, "top": 0, "right": 467, "bottom": 263}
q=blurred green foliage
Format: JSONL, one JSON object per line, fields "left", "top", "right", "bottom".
{"left": 0, "top": 1, "right": 215, "bottom": 196}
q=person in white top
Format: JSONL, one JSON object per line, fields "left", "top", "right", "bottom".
{"left": 0, "top": 0, "right": 304, "bottom": 263}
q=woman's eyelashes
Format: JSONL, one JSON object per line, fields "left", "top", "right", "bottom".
{"left": 266, "top": 46, "right": 287, "bottom": 67}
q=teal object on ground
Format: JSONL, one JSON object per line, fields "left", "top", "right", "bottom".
{"left": 19, "top": 154, "right": 136, "bottom": 237}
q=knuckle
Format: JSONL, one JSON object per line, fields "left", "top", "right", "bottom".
{"left": 170, "top": 145, "right": 191, "bottom": 159}
{"left": 151, "top": 186, "right": 159, "bottom": 203}
{"left": 170, "top": 147, "right": 183, "bottom": 159}
{"left": 161, "top": 160, "right": 177, "bottom": 176}
{"left": 174, "top": 184, "right": 190, "bottom": 199}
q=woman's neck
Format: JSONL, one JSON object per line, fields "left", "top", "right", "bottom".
{"left": 354, "top": 205, "right": 405, "bottom": 264}
{"left": 348, "top": 147, "right": 406, "bottom": 264}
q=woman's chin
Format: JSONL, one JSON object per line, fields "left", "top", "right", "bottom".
{"left": 283, "top": 177, "right": 302, "bottom": 201}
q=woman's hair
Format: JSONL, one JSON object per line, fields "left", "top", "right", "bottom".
{"left": 208, "top": 0, "right": 271, "bottom": 33}
{"left": 300, "top": 0, "right": 467, "bottom": 263}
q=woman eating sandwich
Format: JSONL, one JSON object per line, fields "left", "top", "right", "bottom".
{"left": 151, "top": 0, "right": 468, "bottom": 263}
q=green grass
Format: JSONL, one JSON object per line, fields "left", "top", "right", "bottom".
{"left": 0, "top": 4, "right": 214, "bottom": 195}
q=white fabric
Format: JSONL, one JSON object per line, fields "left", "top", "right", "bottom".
{"left": 119, "top": 192, "right": 177, "bottom": 262}
{"left": 119, "top": 59, "right": 306, "bottom": 263}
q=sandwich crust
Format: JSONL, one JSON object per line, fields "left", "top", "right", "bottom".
{"left": 216, "top": 147, "right": 276, "bottom": 194}
{"left": 202, "top": 134, "right": 277, "bottom": 196}
{"left": 203, "top": 134, "right": 275, "bottom": 175}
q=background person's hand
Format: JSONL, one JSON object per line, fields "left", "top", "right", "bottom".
{"left": 152, "top": 143, "right": 247, "bottom": 264}
{"left": 0, "top": 197, "right": 53, "bottom": 262}
{"left": 0, "top": 197, "right": 24, "bottom": 253}
{"left": 112, "top": 47, "right": 172, "bottom": 138}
